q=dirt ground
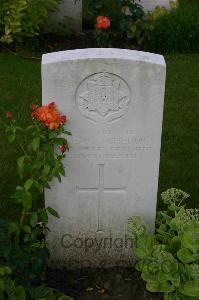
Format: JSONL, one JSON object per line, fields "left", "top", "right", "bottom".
{"left": 47, "top": 267, "right": 163, "bottom": 300}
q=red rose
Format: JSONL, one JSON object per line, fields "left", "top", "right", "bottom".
{"left": 6, "top": 111, "right": 13, "bottom": 119}
{"left": 96, "top": 16, "right": 110, "bottom": 30}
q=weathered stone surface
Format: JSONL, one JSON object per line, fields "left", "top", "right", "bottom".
{"left": 42, "top": 48, "right": 166, "bottom": 268}
{"left": 137, "top": 0, "right": 177, "bottom": 11}
{"left": 47, "top": 0, "right": 82, "bottom": 33}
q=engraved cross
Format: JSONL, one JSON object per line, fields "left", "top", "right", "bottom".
{"left": 76, "top": 164, "right": 126, "bottom": 233}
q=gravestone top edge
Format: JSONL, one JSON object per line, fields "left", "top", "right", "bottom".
{"left": 42, "top": 48, "right": 166, "bottom": 67}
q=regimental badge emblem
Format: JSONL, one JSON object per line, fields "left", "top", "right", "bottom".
{"left": 76, "top": 72, "right": 130, "bottom": 123}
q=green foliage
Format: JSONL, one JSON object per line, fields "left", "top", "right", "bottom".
{"left": 0, "top": 0, "right": 59, "bottom": 44}
{"left": 86, "top": 0, "right": 144, "bottom": 46}
{"left": 144, "top": 1, "right": 199, "bottom": 54}
{"left": 0, "top": 107, "right": 73, "bottom": 299}
{"left": 128, "top": 188, "right": 199, "bottom": 300}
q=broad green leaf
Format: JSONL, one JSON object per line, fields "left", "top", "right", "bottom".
{"left": 44, "top": 165, "right": 51, "bottom": 175}
{"left": 32, "top": 136, "right": 40, "bottom": 152}
{"left": 8, "top": 222, "right": 19, "bottom": 235}
{"left": 147, "top": 280, "right": 175, "bottom": 293}
{"left": 134, "top": 247, "right": 149, "bottom": 258}
{"left": 181, "top": 227, "right": 199, "bottom": 254}
{"left": 169, "top": 272, "right": 180, "bottom": 287}
{"left": 170, "top": 236, "right": 181, "bottom": 254}
{"left": 141, "top": 268, "right": 157, "bottom": 282}
{"left": 30, "top": 212, "right": 38, "bottom": 227}
{"left": 146, "top": 280, "right": 159, "bottom": 292}
{"left": 38, "top": 208, "right": 48, "bottom": 224}
{"left": 157, "top": 271, "right": 169, "bottom": 282}
{"left": 59, "top": 166, "right": 65, "bottom": 177}
{"left": 54, "top": 138, "right": 67, "bottom": 145}
{"left": 34, "top": 286, "right": 51, "bottom": 298}
{"left": 16, "top": 285, "right": 26, "bottom": 300}
{"left": 24, "top": 179, "right": 33, "bottom": 191}
{"left": 22, "top": 225, "right": 31, "bottom": 234}
{"left": 49, "top": 131, "right": 58, "bottom": 139}
{"left": 4, "top": 279, "right": 15, "bottom": 295}
{"left": 22, "top": 191, "right": 32, "bottom": 210}
{"left": 17, "top": 156, "right": 25, "bottom": 179}
{"left": 8, "top": 135, "right": 15, "bottom": 143}
{"left": 161, "top": 259, "right": 178, "bottom": 274}
{"left": 179, "top": 281, "right": 199, "bottom": 298}
{"left": 46, "top": 207, "right": 60, "bottom": 218}
{"left": 177, "top": 248, "right": 199, "bottom": 264}
{"left": 4, "top": 266, "right": 12, "bottom": 275}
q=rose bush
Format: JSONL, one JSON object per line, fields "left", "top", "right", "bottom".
{"left": 0, "top": 102, "right": 73, "bottom": 299}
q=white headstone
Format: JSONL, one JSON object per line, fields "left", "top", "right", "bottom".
{"left": 47, "top": 0, "right": 82, "bottom": 33}
{"left": 137, "top": 0, "right": 177, "bottom": 11}
{"left": 42, "top": 48, "right": 166, "bottom": 268}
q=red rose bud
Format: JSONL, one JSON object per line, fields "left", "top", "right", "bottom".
{"left": 31, "top": 103, "right": 37, "bottom": 111}
{"left": 6, "top": 111, "right": 13, "bottom": 119}
{"left": 60, "top": 115, "right": 67, "bottom": 124}
{"left": 48, "top": 102, "right": 55, "bottom": 109}
{"left": 31, "top": 111, "right": 36, "bottom": 118}
{"left": 60, "top": 144, "right": 68, "bottom": 154}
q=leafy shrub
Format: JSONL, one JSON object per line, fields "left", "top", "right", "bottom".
{"left": 0, "top": 103, "right": 73, "bottom": 299}
{"left": 144, "top": 1, "right": 199, "bottom": 54}
{"left": 128, "top": 188, "right": 199, "bottom": 300}
{"left": 86, "top": 0, "right": 144, "bottom": 45}
{"left": 0, "top": 0, "right": 59, "bottom": 44}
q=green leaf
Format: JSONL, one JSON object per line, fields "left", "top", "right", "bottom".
{"left": 181, "top": 227, "right": 199, "bottom": 254}
{"left": 8, "top": 134, "right": 15, "bottom": 143}
{"left": 30, "top": 212, "right": 38, "bottom": 227}
{"left": 146, "top": 280, "right": 175, "bottom": 293}
{"left": 59, "top": 166, "right": 65, "bottom": 177}
{"left": 179, "top": 281, "right": 199, "bottom": 298}
{"left": 22, "top": 191, "right": 32, "bottom": 210}
{"left": 0, "top": 267, "right": 5, "bottom": 276}
{"left": 17, "top": 156, "right": 25, "bottom": 179}
{"left": 22, "top": 225, "right": 31, "bottom": 234}
{"left": 170, "top": 236, "right": 181, "bottom": 254}
{"left": 34, "top": 286, "right": 51, "bottom": 298}
{"left": 38, "top": 208, "right": 48, "bottom": 224}
{"left": 46, "top": 207, "right": 60, "bottom": 218}
{"left": 44, "top": 165, "right": 51, "bottom": 175}
{"left": 64, "top": 130, "right": 72, "bottom": 136}
{"left": 161, "top": 259, "right": 178, "bottom": 274}
{"left": 49, "top": 131, "right": 58, "bottom": 139}
{"left": 169, "top": 272, "right": 180, "bottom": 288}
{"left": 24, "top": 179, "right": 33, "bottom": 191}
{"left": 54, "top": 138, "right": 67, "bottom": 145}
{"left": 32, "top": 136, "right": 40, "bottom": 152}
{"left": 4, "top": 266, "right": 12, "bottom": 275}
{"left": 8, "top": 222, "right": 19, "bottom": 235}
{"left": 16, "top": 286, "right": 26, "bottom": 300}
{"left": 177, "top": 248, "right": 199, "bottom": 264}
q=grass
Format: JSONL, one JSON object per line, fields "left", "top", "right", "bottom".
{"left": 0, "top": 53, "right": 198, "bottom": 219}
